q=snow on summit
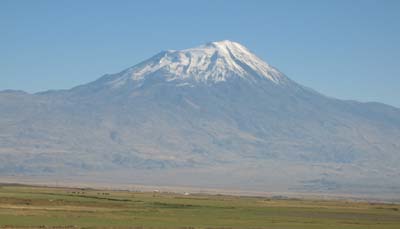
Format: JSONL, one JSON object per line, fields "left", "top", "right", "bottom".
{"left": 108, "top": 40, "right": 288, "bottom": 87}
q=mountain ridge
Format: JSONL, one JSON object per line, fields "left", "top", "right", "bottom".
{"left": 0, "top": 41, "right": 399, "bottom": 197}
{"left": 90, "top": 40, "right": 290, "bottom": 89}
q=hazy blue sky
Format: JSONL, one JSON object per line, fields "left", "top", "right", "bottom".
{"left": 1, "top": 0, "right": 399, "bottom": 107}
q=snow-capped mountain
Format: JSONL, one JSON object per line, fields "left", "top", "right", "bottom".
{"left": 105, "top": 40, "right": 288, "bottom": 87}
{"left": 1, "top": 41, "right": 400, "bottom": 197}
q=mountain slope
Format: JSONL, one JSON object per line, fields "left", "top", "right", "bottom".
{"left": 1, "top": 41, "right": 399, "bottom": 197}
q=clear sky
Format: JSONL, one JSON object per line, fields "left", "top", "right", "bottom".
{"left": 1, "top": 0, "right": 399, "bottom": 107}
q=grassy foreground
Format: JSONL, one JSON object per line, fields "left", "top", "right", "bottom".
{"left": 0, "top": 184, "right": 399, "bottom": 228}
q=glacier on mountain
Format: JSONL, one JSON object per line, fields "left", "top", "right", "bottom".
{"left": 106, "top": 40, "right": 288, "bottom": 88}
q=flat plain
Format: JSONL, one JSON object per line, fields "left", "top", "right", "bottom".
{"left": 0, "top": 184, "right": 399, "bottom": 229}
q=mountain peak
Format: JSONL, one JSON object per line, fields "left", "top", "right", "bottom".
{"left": 205, "top": 40, "right": 246, "bottom": 49}
{"left": 105, "top": 41, "right": 289, "bottom": 88}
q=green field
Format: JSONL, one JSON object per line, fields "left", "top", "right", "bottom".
{"left": 0, "top": 184, "right": 399, "bottom": 228}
